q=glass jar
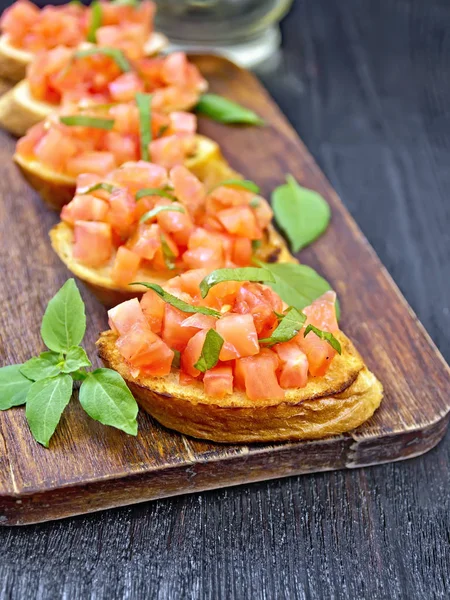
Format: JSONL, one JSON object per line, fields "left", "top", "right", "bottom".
{"left": 154, "top": 0, "right": 293, "bottom": 68}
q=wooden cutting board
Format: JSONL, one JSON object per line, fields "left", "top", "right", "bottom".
{"left": 0, "top": 55, "right": 448, "bottom": 526}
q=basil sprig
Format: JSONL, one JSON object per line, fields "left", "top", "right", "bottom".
{"left": 194, "top": 330, "right": 224, "bottom": 372}
{"left": 272, "top": 174, "right": 331, "bottom": 252}
{"left": 136, "top": 92, "right": 152, "bottom": 162}
{"left": 86, "top": 0, "right": 102, "bottom": 43}
{"left": 131, "top": 282, "right": 221, "bottom": 317}
{"left": 208, "top": 179, "right": 260, "bottom": 195}
{"left": 199, "top": 267, "right": 275, "bottom": 299}
{"left": 140, "top": 204, "right": 185, "bottom": 224}
{"left": 0, "top": 280, "right": 138, "bottom": 447}
{"left": 259, "top": 307, "right": 306, "bottom": 346}
{"left": 74, "top": 47, "right": 132, "bottom": 72}
{"left": 78, "top": 182, "right": 117, "bottom": 195}
{"left": 160, "top": 235, "right": 176, "bottom": 271}
{"left": 195, "top": 94, "right": 264, "bottom": 126}
{"left": 304, "top": 325, "right": 342, "bottom": 354}
{"left": 136, "top": 188, "right": 176, "bottom": 201}
{"left": 60, "top": 115, "right": 115, "bottom": 130}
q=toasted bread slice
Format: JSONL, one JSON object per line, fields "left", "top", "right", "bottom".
{"left": 97, "top": 329, "right": 383, "bottom": 443}
{"left": 0, "top": 79, "right": 50, "bottom": 136}
{"left": 0, "top": 32, "right": 168, "bottom": 85}
{"left": 15, "top": 135, "right": 237, "bottom": 211}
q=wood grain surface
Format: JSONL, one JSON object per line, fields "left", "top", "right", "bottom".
{"left": 0, "top": 52, "right": 449, "bottom": 525}
{"left": 0, "top": 0, "right": 450, "bottom": 597}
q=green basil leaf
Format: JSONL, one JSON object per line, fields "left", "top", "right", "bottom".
{"left": 60, "top": 115, "right": 115, "bottom": 130}
{"left": 196, "top": 94, "right": 264, "bottom": 125}
{"left": 140, "top": 204, "right": 185, "bottom": 224}
{"left": 160, "top": 235, "right": 176, "bottom": 270}
{"left": 86, "top": 0, "right": 102, "bottom": 43}
{"left": 25, "top": 374, "right": 73, "bottom": 447}
{"left": 260, "top": 307, "right": 306, "bottom": 346}
{"left": 199, "top": 267, "right": 275, "bottom": 299}
{"left": 79, "top": 369, "right": 138, "bottom": 435}
{"left": 131, "top": 282, "right": 221, "bottom": 317}
{"left": 0, "top": 365, "right": 33, "bottom": 410}
{"left": 20, "top": 357, "right": 62, "bottom": 382}
{"left": 41, "top": 279, "right": 86, "bottom": 353}
{"left": 61, "top": 346, "right": 91, "bottom": 373}
{"left": 77, "top": 182, "right": 117, "bottom": 195}
{"left": 172, "top": 349, "right": 181, "bottom": 369}
{"left": 135, "top": 188, "right": 176, "bottom": 201}
{"left": 256, "top": 262, "right": 340, "bottom": 319}
{"left": 194, "top": 329, "right": 224, "bottom": 373}
{"left": 136, "top": 92, "right": 152, "bottom": 162}
{"left": 208, "top": 179, "right": 260, "bottom": 195}
{"left": 272, "top": 174, "right": 331, "bottom": 252}
{"left": 303, "top": 325, "right": 342, "bottom": 355}
{"left": 39, "top": 351, "right": 61, "bottom": 364}
{"left": 74, "top": 47, "right": 132, "bottom": 73}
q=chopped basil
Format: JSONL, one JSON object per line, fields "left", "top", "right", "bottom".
{"left": 74, "top": 47, "right": 132, "bottom": 72}
{"left": 199, "top": 267, "right": 275, "bottom": 299}
{"left": 59, "top": 115, "right": 115, "bottom": 130}
{"left": 303, "top": 325, "right": 342, "bottom": 354}
{"left": 136, "top": 92, "right": 152, "bottom": 162}
{"left": 131, "top": 282, "right": 221, "bottom": 317}
{"left": 193, "top": 330, "right": 224, "bottom": 372}
{"left": 259, "top": 307, "right": 306, "bottom": 346}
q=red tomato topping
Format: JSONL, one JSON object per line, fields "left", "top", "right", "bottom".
{"left": 73, "top": 221, "right": 112, "bottom": 267}
{"left": 203, "top": 365, "right": 233, "bottom": 398}
{"left": 60, "top": 194, "right": 109, "bottom": 226}
{"left": 274, "top": 342, "right": 308, "bottom": 389}
{"left": 216, "top": 313, "right": 260, "bottom": 361}
{"left": 235, "top": 349, "right": 285, "bottom": 401}
{"left": 140, "top": 289, "right": 165, "bottom": 335}
{"left": 108, "top": 298, "right": 147, "bottom": 336}
{"left": 161, "top": 304, "right": 198, "bottom": 352}
{"left": 116, "top": 322, "right": 174, "bottom": 376}
{"left": 111, "top": 246, "right": 141, "bottom": 287}
{"left": 181, "top": 329, "right": 208, "bottom": 378}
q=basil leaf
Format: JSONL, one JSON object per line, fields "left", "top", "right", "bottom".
{"left": 199, "top": 267, "right": 275, "bottom": 299}
{"left": 172, "top": 349, "right": 181, "bottom": 369}
{"left": 303, "top": 325, "right": 342, "bottom": 355}
{"left": 25, "top": 374, "right": 73, "bottom": 447}
{"left": 131, "top": 282, "right": 221, "bottom": 317}
{"left": 39, "top": 351, "right": 61, "bottom": 364}
{"left": 79, "top": 369, "right": 138, "bottom": 435}
{"left": 20, "top": 357, "right": 61, "bottom": 382}
{"left": 0, "top": 365, "right": 33, "bottom": 410}
{"left": 41, "top": 279, "right": 86, "bottom": 353}
{"left": 74, "top": 47, "right": 132, "bottom": 73}
{"left": 60, "top": 115, "right": 115, "bottom": 130}
{"left": 160, "top": 235, "right": 176, "bottom": 270}
{"left": 260, "top": 307, "right": 306, "bottom": 346}
{"left": 196, "top": 94, "right": 264, "bottom": 125}
{"left": 136, "top": 92, "right": 152, "bottom": 162}
{"left": 140, "top": 204, "right": 185, "bottom": 224}
{"left": 136, "top": 188, "right": 176, "bottom": 201}
{"left": 194, "top": 329, "right": 224, "bottom": 373}
{"left": 61, "top": 346, "right": 91, "bottom": 373}
{"left": 208, "top": 179, "right": 260, "bottom": 195}
{"left": 272, "top": 174, "right": 331, "bottom": 252}
{"left": 86, "top": 0, "right": 102, "bottom": 43}
{"left": 256, "top": 262, "right": 340, "bottom": 319}
{"left": 78, "top": 182, "right": 117, "bottom": 195}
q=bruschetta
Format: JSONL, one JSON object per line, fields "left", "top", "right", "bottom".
{"left": 0, "top": 0, "right": 166, "bottom": 82}
{"left": 0, "top": 48, "right": 206, "bottom": 136}
{"left": 50, "top": 162, "right": 293, "bottom": 307}
{"left": 14, "top": 104, "right": 215, "bottom": 210}
{"left": 97, "top": 271, "right": 383, "bottom": 442}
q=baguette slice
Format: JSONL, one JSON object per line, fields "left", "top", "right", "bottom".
{"left": 15, "top": 135, "right": 237, "bottom": 211}
{"left": 97, "top": 329, "right": 383, "bottom": 443}
{"left": 0, "top": 31, "right": 168, "bottom": 84}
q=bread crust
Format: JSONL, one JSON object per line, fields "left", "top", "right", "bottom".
{"left": 97, "top": 329, "right": 383, "bottom": 442}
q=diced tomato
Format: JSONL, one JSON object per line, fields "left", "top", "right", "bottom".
{"left": 201, "top": 280, "right": 242, "bottom": 310}
{"left": 149, "top": 135, "right": 195, "bottom": 169}
{"left": 73, "top": 221, "right": 112, "bottom": 267}
{"left": 111, "top": 161, "right": 168, "bottom": 196}
{"left": 16, "top": 123, "right": 46, "bottom": 157}
{"left": 157, "top": 202, "right": 193, "bottom": 246}
{"left": 116, "top": 322, "right": 174, "bottom": 376}
{"left": 235, "top": 349, "right": 285, "bottom": 401}
{"left": 274, "top": 342, "right": 308, "bottom": 389}
{"left": 109, "top": 72, "right": 145, "bottom": 103}
{"left": 234, "top": 283, "right": 282, "bottom": 337}
{"left": 110, "top": 104, "right": 140, "bottom": 136}
{"left": 128, "top": 223, "right": 161, "bottom": 261}
{"left": 181, "top": 314, "right": 217, "bottom": 331}
{"left": 61, "top": 194, "right": 109, "bottom": 225}
{"left": 216, "top": 313, "right": 259, "bottom": 361}
{"left": 169, "top": 112, "right": 197, "bottom": 134}
{"left": 34, "top": 128, "right": 78, "bottom": 171}
{"left": 253, "top": 198, "right": 273, "bottom": 230}
{"left": 296, "top": 291, "right": 339, "bottom": 377}
{"left": 169, "top": 165, "right": 205, "bottom": 217}
{"left": 108, "top": 297, "right": 147, "bottom": 336}
{"left": 182, "top": 228, "right": 224, "bottom": 271}
{"left": 140, "top": 289, "right": 166, "bottom": 335}
{"left": 161, "top": 304, "right": 198, "bottom": 352}
{"left": 1, "top": 0, "right": 40, "bottom": 45}
{"left": 203, "top": 365, "right": 233, "bottom": 398}
{"left": 179, "top": 371, "right": 197, "bottom": 386}
{"left": 111, "top": 246, "right": 141, "bottom": 286}
{"left": 104, "top": 132, "right": 139, "bottom": 165}
{"left": 217, "top": 206, "right": 262, "bottom": 240}
{"left": 107, "top": 187, "right": 136, "bottom": 238}
{"left": 177, "top": 268, "right": 208, "bottom": 297}
{"left": 180, "top": 329, "right": 207, "bottom": 378}
{"left": 231, "top": 237, "right": 253, "bottom": 266}
{"left": 152, "top": 86, "right": 199, "bottom": 114}
{"left": 66, "top": 152, "right": 116, "bottom": 177}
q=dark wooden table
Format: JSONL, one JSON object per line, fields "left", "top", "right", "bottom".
{"left": 1, "top": 0, "right": 449, "bottom": 598}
